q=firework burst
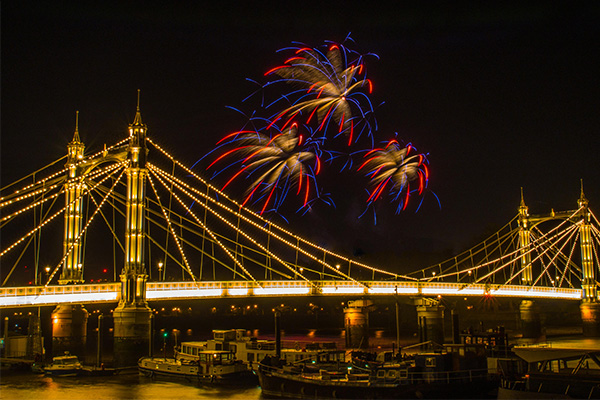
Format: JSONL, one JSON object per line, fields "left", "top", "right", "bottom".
{"left": 358, "top": 140, "right": 429, "bottom": 213}
{"left": 209, "top": 123, "right": 323, "bottom": 215}
{"left": 264, "top": 39, "right": 378, "bottom": 146}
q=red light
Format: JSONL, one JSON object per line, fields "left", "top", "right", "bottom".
{"left": 103, "top": 269, "right": 108, "bottom": 273}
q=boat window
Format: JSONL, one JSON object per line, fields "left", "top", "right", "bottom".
{"left": 216, "top": 343, "right": 222, "bottom": 350}
{"left": 425, "top": 357, "right": 436, "bottom": 367}
{"left": 399, "top": 370, "right": 408, "bottom": 379}
{"left": 247, "top": 353, "right": 254, "bottom": 362}
{"left": 377, "top": 370, "right": 386, "bottom": 378}
{"left": 193, "top": 348, "right": 198, "bottom": 356}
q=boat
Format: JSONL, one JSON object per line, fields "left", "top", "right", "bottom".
{"left": 258, "top": 341, "right": 498, "bottom": 399}
{"left": 497, "top": 344, "right": 600, "bottom": 399}
{"left": 194, "top": 328, "right": 345, "bottom": 372}
{"left": 44, "top": 353, "right": 83, "bottom": 377}
{"left": 138, "top": 344, "right": 255, "bottom": 385}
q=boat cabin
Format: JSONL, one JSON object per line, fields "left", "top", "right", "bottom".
{"left": 51, "top": 355, "right": 81, "bottom": 365}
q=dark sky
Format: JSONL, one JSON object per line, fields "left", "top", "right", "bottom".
{"left": 2, "top": 3, "right": 599, "bottom": 270}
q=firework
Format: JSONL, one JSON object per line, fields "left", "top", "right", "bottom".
{"left": 358, "top": 140, "right": 429, "bottom": 213}
{"left": 209, "top": 124, "right": 322, "bottom": 215}
{"left": 264, "top": 40, "right": 377, "bottom": 146}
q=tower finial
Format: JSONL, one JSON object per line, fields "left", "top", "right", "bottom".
{"left": 72, "top": 111, "right": 81, "bottom": 143}
{"left": 132, "top": 90, "right": 143, "bottom": 126}
{"left": 520, "top": 187, "right": 525, "bottom": 207}
{"left": 578, "top": 179, "right": 588, "bottom": 209}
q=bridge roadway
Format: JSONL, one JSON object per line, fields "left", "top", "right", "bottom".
{"left": 0, "top": 280, "right": 582, "bottom": 308}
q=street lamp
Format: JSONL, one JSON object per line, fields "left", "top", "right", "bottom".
{"left": 158, "top": 262, "right": 163, "bottom": 281}
{"left": 45, "top": 267, "right": 50, "bottom": 282}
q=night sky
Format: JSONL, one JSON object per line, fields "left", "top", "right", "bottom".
{"left": 2, "top": 3, "right": 599, "bottom": 272}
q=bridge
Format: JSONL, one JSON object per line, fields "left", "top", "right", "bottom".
{"left": 1, "top": 98, "right": 599, "bottom": 364}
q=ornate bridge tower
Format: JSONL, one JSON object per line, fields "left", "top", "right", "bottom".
{"left": 52, "top": 112, "right": 89, "bottom": 356}
{"left": 518, "top": 186, "right": 600, "bottom": 337}
{"left": 518, "top": 189, "right": 533, "bottom": 286}
{"left": 60, "top": 111, "right": 86, "bottom": 284}
{"left": 577, "top": 186, "right": 600, "bottom": 336}
{"left": 112, "top": 93, "right": 152, "bottom": 366}
{"left": 517, "top": 190, "right": 541, "bottom": 338}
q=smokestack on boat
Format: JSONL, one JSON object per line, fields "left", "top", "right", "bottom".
{"left": 274, "top": 309, "right": 281, "bottom": 359}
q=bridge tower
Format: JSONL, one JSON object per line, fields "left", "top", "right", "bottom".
{"left": 112, "top": 93, "right": 152, "bottom": 366}
{"left": 518, "top": 188, "right": 533, "bottom": 285}
{"left": 52, "top": 112, "right": 89, "bottom": 356}
{"left": 517, "top": 190, "right": 542, "bottom": 338}
{"left": 577, "top": 185, "right": 600, "bottom": 336}
{"left": 60, "top": 111, "right": 86, "bottom": 284}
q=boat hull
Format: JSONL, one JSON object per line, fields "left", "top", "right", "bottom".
{"left": 44, "top": 367, "right": 82, "bottom": 377}
{"left": 138, "top": 357, "right": 256, "bottom": 386}
{"left": 258, "top": 365, "right": 497, "bottom": 399}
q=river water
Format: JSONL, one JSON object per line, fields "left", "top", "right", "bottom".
{"left": 1, "top": 371, "right": 263, "bottom": 400}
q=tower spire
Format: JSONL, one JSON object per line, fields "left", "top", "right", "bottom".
{"left": 520, "top": 187, "right": 525, "bottom": 208}
{"left": 132, "top": 89, "right": 143, "bottom": 126}
{"left": 519, "top": 187, "right": 528, "bottom": 217}
{"left": 71, "top": 111, "right": 82, "bottom": 143}
{"left": 579, "top": 179, "right": 588, "bottom": 209}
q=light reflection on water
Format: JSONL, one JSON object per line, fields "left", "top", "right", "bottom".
{"left": 1, "top": 372, "right": 263, "bottom": 400}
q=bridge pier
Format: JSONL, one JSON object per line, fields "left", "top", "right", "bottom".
{"left": 344, "top": 300, "right": 373, "bottom": 349}
{"left": 580, "top": 302, "right": 600, "bottom": 337}
{"left": 414, "top": 298, "right": 445, "bottom": 344}
{"left": 113, "top": 303, "right": 151, "bottom": 367}
{"left": 519, "top": 300, "right": 542, "bottom": 339}
{"left": 51, "top": 304, "right": 88, "bottom": 357}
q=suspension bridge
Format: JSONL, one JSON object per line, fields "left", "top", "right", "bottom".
{"left": 1, "top": 98, "right": 599, "bottom": 363}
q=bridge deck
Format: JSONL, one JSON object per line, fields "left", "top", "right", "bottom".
{"left": 0, "top": 280, "right": 582, "bottom": 308}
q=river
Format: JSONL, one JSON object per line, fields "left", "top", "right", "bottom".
{"left": 1, "top": 371, "right": 263, "bottom": 400}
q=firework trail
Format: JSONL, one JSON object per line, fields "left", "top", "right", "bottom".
{"left": 264, "top": 39, "right": 378, "bottom": 146}
{"left": 358, "top": 140, "right": 429, "bottom": 213}
{"left": 208, "top": 123, "right": 323, "bottom": 215}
